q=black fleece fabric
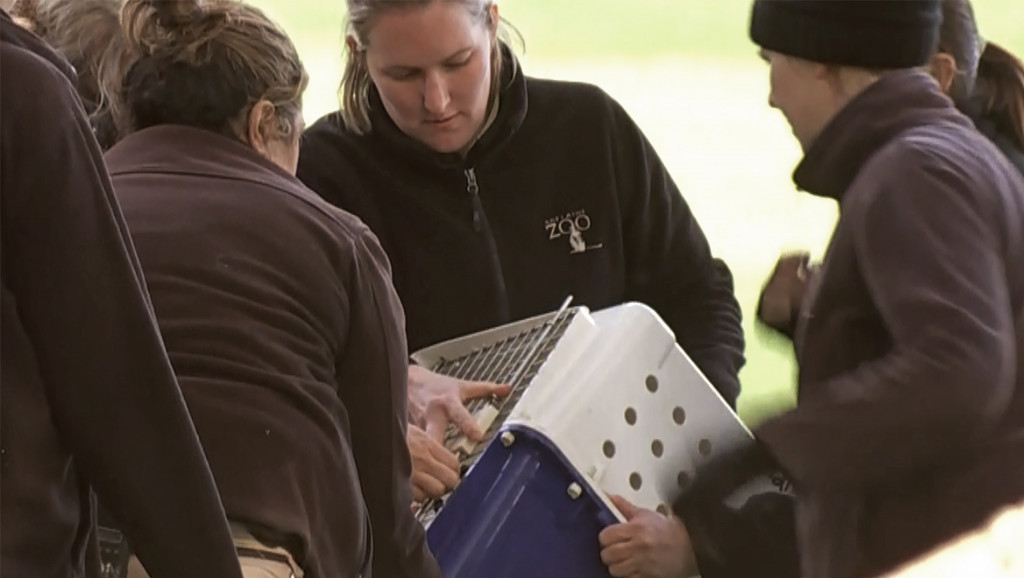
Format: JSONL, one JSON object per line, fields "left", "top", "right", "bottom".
{"left": 298, "top": 54, "right": 746, "bottom": 407}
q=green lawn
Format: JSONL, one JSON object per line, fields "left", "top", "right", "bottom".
{"left": 250, "top": 0, "right": 1023, "bottom": 426}
{"left": 256, "top": 0, "right": 1024, "bottom": 62}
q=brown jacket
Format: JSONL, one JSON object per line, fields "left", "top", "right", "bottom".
{"left": 105, "top": 125, "right": 440, "bottom": 578}
{"left": 0, "top": 12, "right": 241, "bottom": 578}
{"left": 756, "top": 70, "right": 1024, "bottom": 578}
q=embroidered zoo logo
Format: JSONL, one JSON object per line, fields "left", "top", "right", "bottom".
{"left": 544, "top": 209, "right": 603, "bottom": 254}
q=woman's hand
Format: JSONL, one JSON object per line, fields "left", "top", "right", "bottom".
{"left": 599, "top": 495, "right": 699, "bottom": 578}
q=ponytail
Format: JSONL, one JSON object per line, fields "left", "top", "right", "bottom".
{"left": 975, "top": 41, "right": 1024, "bottom": 150}
{"left": 120, "top": 0, "right": 227, "bottom": 64}
{"left": 339, "top": 37, "right": 374, "bottom": 135}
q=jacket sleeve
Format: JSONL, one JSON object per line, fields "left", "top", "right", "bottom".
{"left": 609, "top": 100, "right": 746, "bottom": 407}
{"left": 0, "top": 45, "right": 242, "bottom": 578}
{"left": 671, "top": 442, "right": 799, "bottom": 578}
{"left": 755, "top": 145, "right": 1017, "bottom": 491}
{"left": 683, "top": 493, "right": 800, "bottom": 578}
{"left": 338, "top": 228, "right": 442, "bottom": 578}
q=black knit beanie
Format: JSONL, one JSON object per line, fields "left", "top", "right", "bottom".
{"left": 749, "top": 0, "right": 942, "bottom": 69}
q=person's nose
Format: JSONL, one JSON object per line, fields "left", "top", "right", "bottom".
{"left": 423, "top": 69, "right": 451, "bottom": 117}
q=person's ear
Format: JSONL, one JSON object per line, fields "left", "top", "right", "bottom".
{"left": 928, "top": 52, "right": 958, "bottom": 94}
{"left": 487, "top": 3, "right": 500, "bottom": 37}
{"left": 246, "top": 99, "right": 278, "bottom": 156}
{"left": 808, "top": 60, "right": 832, "bottom": 82}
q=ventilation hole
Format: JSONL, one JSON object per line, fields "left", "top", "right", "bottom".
{"left": 672, "top": 406, "right": 686, "bottom": 425}
{"left": 629, "top": 472, "right": 643, "bottom": 490}
{"left": 677, "top": 471, "right": 691, "bottom": 490}
{"left": 651, "top": 439, "right": 664, "bottom": 458}
{"left": 602, "top": 440, "right": 616, "bottom": 458}
{"left": 698, "top": 438, "right": 712, "bottom": 457}
{"left": 645, "top": 374, "right": 659, "bottom": 393}
{"left": 624, "top": 407, "right": 637, "bottom": 425}
{"left": 656, "top": 504, "right": 670, "bottom": 516}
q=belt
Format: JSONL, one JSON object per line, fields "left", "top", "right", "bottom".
{"left": 236, "top": 545, "right": 295, "bottom": 566}
{"left": 230, "top": 522, "right": 304, "bottom": 578}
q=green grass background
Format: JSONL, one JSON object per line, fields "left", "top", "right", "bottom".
{"left": 250, "top": 0, "right": 1024, "bottom": 427}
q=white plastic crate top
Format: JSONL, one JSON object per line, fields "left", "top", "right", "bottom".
{"left": 412, "top": 301, "right": 778, "bottom": 523}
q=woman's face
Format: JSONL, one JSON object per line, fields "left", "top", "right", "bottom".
{"left": 760, "top": 49, "right": 836, "bottom": 151}
{"left": 361, "top": 1, "right": 497, "bottom": 154}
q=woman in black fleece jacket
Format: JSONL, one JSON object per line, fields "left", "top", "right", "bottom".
{"left": 297, "top": 1, "right": 745, "bottom": 576}
{"left": 298, "top": 0, "right": 745, "bottom": 502}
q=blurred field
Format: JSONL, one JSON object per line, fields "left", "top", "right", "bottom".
{"left": 250, "top": 0, "right": 1024, "bottom": 426}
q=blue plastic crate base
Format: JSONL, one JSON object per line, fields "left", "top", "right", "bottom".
{"left": 425, "top": 424, "right": 619, "bottom": 578}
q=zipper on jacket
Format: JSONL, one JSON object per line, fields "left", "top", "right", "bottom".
{"left": 462, "top": 167, "right": 510, "bottom": 321}
{"left": 465, "top": 168, "right": 483, "bottom": 232}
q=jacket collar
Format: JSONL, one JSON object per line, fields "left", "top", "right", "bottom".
{"left": 793, "top": 69, "right": 970, "bottom": 201}
{"left": 105, "top": 125, "right": 304, "bottom": 194}
{"left": 365, "top": 44, "right": 528, "bottom": 172}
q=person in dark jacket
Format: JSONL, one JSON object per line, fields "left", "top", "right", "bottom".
{"left": 0, "top": 6, "right": 242, "bottom": 578}
{"left": 296, "top": 0, "right": 746, "bottom": 519}
{"left": 10, "top": 0, "right": 124, "bottom": 151}
{"left": 759, "top": 0, "right": 1024, "bottom": 337}
{"left": 100, "top": 1, "right": 439, "bottom": 578}
{"left": 932, "top": 0, "right": 1024, "bottom": 178}
{"left": 720, "top": 1, "right": 1024, "bottom": 577}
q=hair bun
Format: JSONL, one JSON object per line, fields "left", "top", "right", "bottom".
{"left": 151, "top": 0, "right": 203, "bottom": 28}
{"left": 122, "top": 0, "right": 227, "bottom": 63}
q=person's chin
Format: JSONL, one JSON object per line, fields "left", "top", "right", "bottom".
{"left": 420, "top": 132, "right": 471, "bottom": 155}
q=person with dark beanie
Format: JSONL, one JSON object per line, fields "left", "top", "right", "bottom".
{"left": 759, "top": 0, "right": 1024, "bottom": 338}
{"left": 676, "top": 2, "right": 1024, "bottom": 578}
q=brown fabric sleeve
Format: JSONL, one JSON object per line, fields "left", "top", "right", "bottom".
{"left": 336, "top": 228, "right": 441, "bottom": 578}
{"left": 0, "top": 43, "right": 242, "bottom": 578}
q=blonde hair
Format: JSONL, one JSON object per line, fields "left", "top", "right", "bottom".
{"left": 12, "top": 0, "right": 125, "bottom": 149}
{"left": 106, "top": 0, "right": 308, "bottom": 143}
{"left": 339, "top": 0, "right": 519, "bottom": 135}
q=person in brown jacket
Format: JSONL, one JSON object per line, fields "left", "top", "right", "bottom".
{"left": 736, "top": 1, "right": 1024, "bottom": 577}
{"left": 0, "top": 5, "right": 243, "bottom": 578}
{"left": 101, "top": 1, "right": 439, "bottom": 577}
{"left": 9, "top": 0, "right": 124, "bottom": 151}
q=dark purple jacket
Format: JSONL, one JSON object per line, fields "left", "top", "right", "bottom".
{"left": 0, "top": 11, "right": 241, "bottom": 578}
{"left": 757, "top": 70, "right": 1024, "bottom": 578}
